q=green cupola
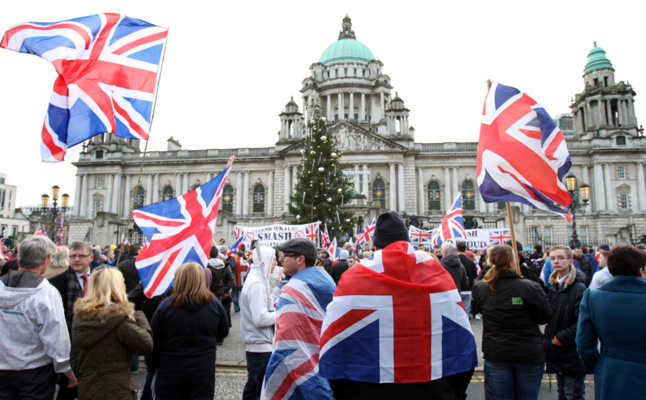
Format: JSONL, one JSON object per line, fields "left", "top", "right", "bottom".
{"left": 319, "top": 16, "right": 375, "bottom": 66}
{"left": 584, "top": 42, "right": 614, "bottom": 74}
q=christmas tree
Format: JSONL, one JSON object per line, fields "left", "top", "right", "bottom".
{"left": 288, "top": 105, "right": 356, "bottom": 242}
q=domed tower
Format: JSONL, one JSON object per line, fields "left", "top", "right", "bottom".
{"left": 385, "top": 92, "right": 412, "bottom": 139}
{"left": 571, "top": 43, "right": 639, "bottom": 139}
{"left": 278, "top": 97, "right": 304, "bottom": 141}
{"left": 300, "top": 16, "right": 396, "bottom": 134}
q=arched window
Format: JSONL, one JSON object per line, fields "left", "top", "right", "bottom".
{"left": 372, "top": 179, "right": 386, "bottom": 209}
{"left": 462, "top": 181, "right": 476, "bottom": 210}
{"left": 616, "top": 135, "right": 626, "bottom": 145}
{"left": 222, "top": 185, "right": 234, "bottom": 212}
{"left": 253, "top": 185, "right": 265, "bottom": 213}
{"left": 163, "top": 186, "right": 174, "bottom": 201}
{"left": 427, "top": 181, "right": 441, "bottom": 210}
{"left": 134, "top": 186, "right": 144, "bottom": 209}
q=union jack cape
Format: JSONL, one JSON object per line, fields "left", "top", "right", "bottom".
{"left": 1, "top": 13, "right": 168, "bottom": 161}
{"left": 478, "top": 82, "right": 572, "bottom": 221}
{"left": 432, "top": 194, "right": 467, "bottom": 246}
{"left": 320, "top": 241, "right": 477, "bottom": 383}
{"left": 261, "top": 266, "right": 336, "bottom": 400}
{"left": 133, "top": 157, "right": 233, "bottom": 298}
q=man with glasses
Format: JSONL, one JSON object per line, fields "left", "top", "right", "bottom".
{"left": 262, "top": 238, "right": 336, "bottom": 399}
{"left": 49, "top": 241, "right": 94, "bottom": 400}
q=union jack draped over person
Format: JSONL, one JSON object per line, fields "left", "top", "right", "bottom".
{"left": 432, "top": 194, "right": 467, "bottom": 246}
{"left": 327, "top": 238, "right": 339, "bottom": 266}
{"left": 320, "top": 241, "right": 477, "bottom": 383}
{"left": 409, "top": 225, "right": 434, "bottom": 245}
{"left": 478, "top": 82, "right": 572, "bottom": 221}
{"left": 320, "top": 224, "right": 330, "bottom": 249}
{"left": 133, "top": 157, "right": 233, "bottom": 298}
{"left": 489, "top": 229, "right": 512, "bottom": 246}
{"left": 0, "top": 13, "right": 168, "bottom": 162}
{"left": 261, "top": 267, "right": 336, "bottom": 400}
{"left": 56, "top": 215, "right": 64, "bottom": 246}
{"left": 356, "top": 218, "right": 376, "bottom": 246}
{"left": 226, "top": 235, "right": 245, "bottom": 258}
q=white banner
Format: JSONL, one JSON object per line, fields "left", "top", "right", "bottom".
{"left": 234, "top": 222, "right": 320, "bottom": 249}
{"left": 409, "top": 228, "right": 511, "bottom": 251}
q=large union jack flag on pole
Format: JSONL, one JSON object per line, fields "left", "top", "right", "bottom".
{"left": 320, "top": 241, "right": 477, "bottom": 383}
{"left": 432, "top": 194, "right": 467, "bottom": 246}
{"left": 1, "top": 13, "right": 168, "bottom": 162}
{"left": 133, "top": 157, "right": 234, "bottom": 298}
{"left": 478, "top": 82, "right": 572, "bottom": 221}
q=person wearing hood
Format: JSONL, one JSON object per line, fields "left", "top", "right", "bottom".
{"left": 207, "top": 246, "right": 235, "bottom": 332}
{"left": 240, "top": 246, "right": 277, "bottom": 400}
{"left": 148, "top": 262, "right": 229, "bottom": 399}
{"left": 0, "top": 235, "right": 77, "bottom": 398}
{"left": 543, "top": 245, "right": 587, "bottom": 400}
{"left": 440, "top": 242, "right": 469, "bottom": 293}
{"left": 330, "top": 250, "right": 350, "bottom": 284}
{"left": 71, "top": 268, "right": 153, "bottom": 399}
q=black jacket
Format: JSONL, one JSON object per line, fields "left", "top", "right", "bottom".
{"left": 458, "top": 254, "right": 477, "bottom": 290}
{"left": 118, "top": 255, "right": 140, "bottom": 293}
{"left": 330, "top": 260, "right": 349, "bottom": 284}
{"left": 573, "top": 256, "right": 592, "bottom": 287}
{"left": 472, "top": 270, "right": 553, "bottom": 364}
{"left": 440, "top": 254, "right": 469, "bottom": 292}
{"left": 543, "top": 267, "right": 587, "bottom": 374}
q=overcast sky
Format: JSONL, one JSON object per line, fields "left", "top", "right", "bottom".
{"left": 1, "top": 0, "right": 644, "bottom": 208}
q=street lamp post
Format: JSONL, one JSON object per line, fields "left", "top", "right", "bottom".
{"left": 41, "top": 185, "right": 70, "bottom": 242}
{"left": 565, "top": 175, "right": 590, "bottom": 249}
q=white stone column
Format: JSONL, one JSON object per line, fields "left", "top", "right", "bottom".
{"left": 582, "top": 165, "right": 590, "bottom": 186}
{"left": 593, "top": 163, "right": 606, "bottom": 211}
{"left": 600, "top": 100, "right": 607, "bottom": 126}
{"left": 354, "top": 164, "right": 360, "bottom": 190}
{"left": 360, "top": 93, "right": 365, "bottom": 121}
{"left": 338, "top": 93, "right": 343, "bottom": 121}
{"left": 183, "top": 174, "right": 189, "bottom": 195}
{"left": 152, "top": 174, "right": 159, "bottom": 203}
{"left": 418, "top": 168, "right": 425, "bottom": 214}
{"left": 106, "top": 174, "right": 113, "bottom": 213}
{"left": 362, "top": 164, "right": 369, "bottom": 196}
{"left": 637, "top": 162, "right": 646, "bottom": 211}
{"left": 113, "top": 174, "right": 122, "bottom": 215}
{"left": 605, "top": 101, "right": 613, "bottom": 126}
{"left": 349, "top": 92, "right": 354, "bottom": 121}
{"left": 380, "top": 92, "right": 385, "bottom": 120}
{"left": 267, "top": 170, "right": 274, "bottom": 216}
{"left": 292, "top": 166, "right": 298, "bottom": 193}
{"left": 80, "top": 175, "right": 88, "bottom": 217}
{"left": 283, "top": 166, "right": 290, "bottom": 213}
{"left": 327, "top": 95, "right": 332, "bottom": 121}
{"left": 603, "top": 163, "right": 614, "bottom": 211}
{"left": 146, "top": 175, "right": 153, "bottom": 206}
{"left": 175, "top": 173, "right": 182, "bottom": 197}
{"left": 74, "top": 174, "right": 82, "bottom": 217}
{"left": 444, "top": 167, "right": 451, "bottom": 211}
{"left": 236, "top": 172, "right": 243, "bottom": 216}
{"left": 243, "top": 171, "right": 250, "bottom": 216}
{"left": 123, "top": 175, "right": 131, "bottom": 218}
{"left": 389, "top": 163, "right": 397, "bottom": 210}
{"left": 398, "top": 163, "right": 405, "bottom": 213}
{"left": 452, "top": 167, "right": 459, "bottom": 205}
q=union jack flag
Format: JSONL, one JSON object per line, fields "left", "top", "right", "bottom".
{"left": 261, "top": 266, "right": 336, "bottom": 400}
{"left": 305, "top": 223, "right": 319, "bottom": 243}
{"left": 120, "top": 233, "right": 130, "bottom": 246}
{"left": 320, "top": 241, "right": 477, "bottom": 383}
{"left": 1, "top": 13, "right": 168, "bottom": 162}
{"left": 356, "top": 218, "right": 376, "bottom": 246}
{"left": 133, "top": 157, "right": 233, "bottom": 298}
{"left": 327, "top": 238, "right": 339, "bottom": 266}
{"left": 234, "top": 226, "right": 245, "bottom": 240}
{"left": 56, "top": 215, "right": 64, "bottom": 246}
{"left": 489, "top": 229, "right": 512, "bottom": 246}
{"left": 226, "top": 235, "right": 244, "bottom": 258}
{"left": 409, "top": 225, "right": 434, "bottom": 245}
{"left": 432, "top": 194, "right": 467, "bottom": 246}
{"left": 320, "top": 224, "right": 330, "bottom": 249}
{"left": 34, "top": 224, "right": 46, "bottom": 237}
{"left": 478, "top": 82, "right": 572, "bottom": 221}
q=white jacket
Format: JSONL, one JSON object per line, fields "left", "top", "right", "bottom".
{"left": 240, "top": 247, "right": 276, "bottom": 353}
{"left": 0, "top": 270, "right": 72, "bottom": 375}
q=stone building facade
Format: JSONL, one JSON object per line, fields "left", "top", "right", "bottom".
{"left": 70, "top": 18, "right": 646, "bottom": 248}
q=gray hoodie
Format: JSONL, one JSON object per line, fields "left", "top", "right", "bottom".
{"left": 0, "top": 270, "right": 72, "bottom": 375}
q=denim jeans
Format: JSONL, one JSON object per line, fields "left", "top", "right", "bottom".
{"left": 242, "top": 351, "right": 272, "bottom": 400}
{"left": 233, "top": 285, "right": 242, "bottom": 312}
{"left": 556, "top": 373, "right": 586, "bottom": 400}
{"left": 460, "top": 291, "right": 472, "bottom": 316}
{"left": 484, "top": 360, "right": 544, "bottom": 400}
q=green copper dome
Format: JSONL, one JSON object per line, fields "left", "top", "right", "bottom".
{"left": 319, "top": 38, "right": 375, "bottom": 66}
{"left": 584, "top": 43, "right": 614, "bottom": 73}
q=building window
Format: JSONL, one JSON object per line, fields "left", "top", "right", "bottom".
{"left": 344, "top": 68, "right": 348, "bottom": 75}
{"left": 327, "top": 71, "right": 330, "bottom": 78}
{"left": 222, "top": 185, "right": 234, "bottom": 212}
{"left": 497, "top": 202, "right": 507, "bottom": 210}
{"left": 0, "top": 189, "right": 5, "bottom": 210}
{"left": 253, "top": 185, "right": 265, "bottom": 213}
{"left": 462, "top": 181, "right": 476, "bottom": 210}
{"left": 372, "top": 179, "right": 386, "bottom": 209}
{"left": 96, "top": 176, "right": 105, "bottom": 189}
{"left": 163, "top": 186, "right": 174, "bottom": 201}
{"left": 134, "top": 186, "right": 144, "bottom": 209}
{"left": 92, "top": 196, "right": 104, "bottom": 217}
{"left": 335, "top": 69, "right": 339, "bottom": 77}
{"left": 427, "top": 181, "right": 441, "bottom": 210}
{"left": 526, "top": 227, "right": 540, "bottom": 249}
{"left": 95, "top": 150, "right": 103, "bottom": 159}
{"left": 618, "top": 192, "right": 630, "bottom": 210}
{"left": 616, "top": 165, "right": 626, "bottom": 179}
{"left": 544, "top": 226, "right": 553, "bottom": 247}
{"left": 616, "top": 135, "right": 626, "bottom": 145}
{"left": 353, "top": 68, "right": 357, "bottom": 75}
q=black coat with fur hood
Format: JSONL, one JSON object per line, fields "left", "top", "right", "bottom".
{"left": 71, "top": 302, "right": 153, "bottom": 400}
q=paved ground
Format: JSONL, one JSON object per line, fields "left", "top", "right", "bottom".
{"left": 133, "top": 311, "right": 595, "bottom": 399}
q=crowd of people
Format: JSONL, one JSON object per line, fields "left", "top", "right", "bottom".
{"left": 1, "top": 212, "right": 645, "bottom": 399}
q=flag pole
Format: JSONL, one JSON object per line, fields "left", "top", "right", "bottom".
{"left": 505, "top": 202, "right": 521, "bottom": 275}
{"left": 115, "top": 27, "right": 170, "bottom": 266}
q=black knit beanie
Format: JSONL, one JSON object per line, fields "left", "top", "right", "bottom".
{"left": 372, "top": 211, "right": 410, "bottom": 248}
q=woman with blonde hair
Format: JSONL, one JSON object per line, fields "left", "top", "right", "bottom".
{"left": 472, "top": 244, "right": 553, "bottom": 399}
{"left": 148, "top": 262, "right": 229, "bottom": 399}
{"left": 71, "top": 268, "right": 153, "bottom": 400}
